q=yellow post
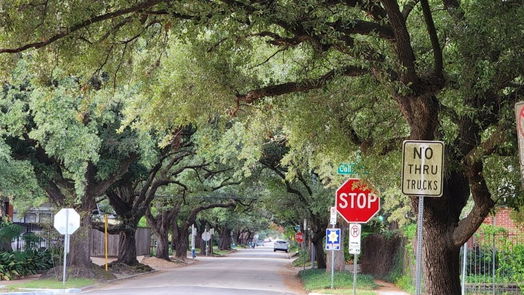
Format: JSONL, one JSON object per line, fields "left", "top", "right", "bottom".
{"left": 104, "top": 214, "right": 108, "bottom": 271}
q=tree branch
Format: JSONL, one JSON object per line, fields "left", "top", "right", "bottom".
{"left": 89, "top": 153, "right": 139, "bottom": 197}
{"left": 380, "top": 0, "right": 419, "bottom": 85}
{"left": 0, "top": 0, "right": 164, "bottom": 54}
{"left": 452, "top": 161, "right": 495, "bottom": 247}
{"left": 402, "top": 0, "right": 420, "bottom": 19}
{"left": 420, "top": 0, "right": 443, "bottom": 79}
{"left": 328, "top": 20, "right": 395, "bottom": 40}
{"left": 464, "top": 124, "right": 509, "bottom": 165}
{"left": 236, "top": 66, "right": 366, "bottom": 105}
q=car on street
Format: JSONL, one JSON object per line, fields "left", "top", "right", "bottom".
{"left": 273, "top": 240, "right": 289, "bottom": 252}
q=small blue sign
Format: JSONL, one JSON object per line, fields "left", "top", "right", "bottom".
{"left": 325, "top": 228, "right": 341, "bottom": 251}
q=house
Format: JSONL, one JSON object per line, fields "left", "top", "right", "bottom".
{"left": 11, "top": 203, "right": 54, "bottom": 226}
{"left": 1, "top": 199, "right": 14, "bottom": 220}
{"left": 482, "top": 207, "right": 522, "bottom": 234}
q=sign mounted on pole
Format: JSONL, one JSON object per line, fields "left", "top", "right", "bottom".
{"left": 516, "top": 102, "right": 524, "bottom": 182}
{"left": 295, "top": 232, "right": 304, "bottom": 243}
{"left": 336, "top": 179, "right": 380, "bottom": 223}
{"left": 325, "top": 228, "right": 341, "bottom": 251}
{"left": 53, "top": 208, "right": 80, "bottom": 285}
{"left": 402, "top": 140, "right": 445, "bottom": 197}
{"left": 329, "top": 207, "right": 337, "bottom": 225}
{"left": 54, "top": 208, "right": 80, "bottom": 235}
{"left": 202, "top": 231, "right": 211, "bottom": 241}
{"left": 348, "top": 224, "right": 361, "bottom": 255}
{"left": 337, "top": 163, "right": 355, "bottom": 175}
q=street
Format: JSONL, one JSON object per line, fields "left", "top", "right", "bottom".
{"left": 83, "top": 246, "right": 305, "bottom": 295}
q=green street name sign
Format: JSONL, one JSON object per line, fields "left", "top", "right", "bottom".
{"left": 337, "top": 163, "right": 355, "bottom": 175}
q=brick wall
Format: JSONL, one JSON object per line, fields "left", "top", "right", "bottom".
{"left": 483, "top": 207, "right": 522, "bottom": 234}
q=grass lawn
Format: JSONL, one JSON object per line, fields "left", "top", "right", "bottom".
{"left": 300, "top": 269, "right": 378, "bottom": 295}
{"left": 212, "top": 246, "right": 236, "bottom": 256}
{"left": 291, "top": 252, "right": 311, "bottom": 267}
{"left": 2, "top": 278, "right": 95, "bottom": 291}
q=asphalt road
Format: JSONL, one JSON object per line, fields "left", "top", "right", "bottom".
{"left": 83, "top": 246, "right": 305, "bottom": 295}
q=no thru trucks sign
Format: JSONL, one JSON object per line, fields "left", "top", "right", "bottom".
{"left": 402, "top": 140, "right": 444, "bottom": 197}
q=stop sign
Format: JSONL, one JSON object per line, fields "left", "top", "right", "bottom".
{"left": 53, "top": 208, "right": 81, "bottom": 235}
{"left": 295, "top": 232, "right": 304, "bottom": 243}
{"left": 336, "top": 178, "right": 380, "bottom": 223}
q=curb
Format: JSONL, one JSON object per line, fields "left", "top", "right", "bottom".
{"left": 0, "top": 270, "right": 159, "bottom": 295}
{"left": 0, "top": 288, "right": 80, "bottom": 295}
{"left": 1, "top": 257, "right": 198, "bottom": 295}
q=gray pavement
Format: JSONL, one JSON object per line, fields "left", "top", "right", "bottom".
{"left": 82, "top": 246, "right": 305, "bottom": 295}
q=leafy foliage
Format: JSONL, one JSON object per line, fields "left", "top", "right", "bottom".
{"left": 0, "top": 249, "right": 53, "bottom": 280}
{"left": 0, "top": 221, "right": 23, "bottom": 250}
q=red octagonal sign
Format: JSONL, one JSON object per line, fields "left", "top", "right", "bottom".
{"left": 336, "top": 178, "right": 380, "bottom": 223}
{"left": 295, "top": 232, "right": 304, "bottom": 243}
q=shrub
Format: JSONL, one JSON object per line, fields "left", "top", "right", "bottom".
{"left": 0, "top": 249, "right": 54, "bottom": 280}
{"left": 498, "top": 244, "right": 524, "bottom": 289}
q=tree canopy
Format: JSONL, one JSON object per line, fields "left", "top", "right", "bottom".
{"left": 0, "top": 1, "right": 523, "bottom": 293}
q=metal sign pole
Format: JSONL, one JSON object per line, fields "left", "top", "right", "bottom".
{"left": 462, "top": 245, "right": 467, "bottom": 295}
{"left": 302, "top": 232, "right": 306, "bottom": 271}
{"left": 330, "top": 248, "right": 335, "bottom": 289}
{"left": 353, "top": 253, "right": 357, "bottom": 295}
{"left": 415, "top": 196, "right": 424, "bottom": 295}
{"left": 62, "top": 210, "right": 69, "bottom": 285}
{"left": 191, "top": 224, "right": 196, "bottom": 259}
{"left": 104, "top": 214, "right": 108, "bottom": 271}
{"left": 492, "top": 216, "right": 496, "bottom": 295}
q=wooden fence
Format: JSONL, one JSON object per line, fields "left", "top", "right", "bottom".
{"left": 90, "top": 227, "right": 151, "bottom": 257}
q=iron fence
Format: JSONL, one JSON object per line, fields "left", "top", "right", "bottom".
{"left": 460, "top": 232, "right": 523, "bottom": 295}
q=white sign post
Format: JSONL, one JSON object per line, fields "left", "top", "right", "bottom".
{"left": 349, "top": 224, "right": 361, "bottom": 295}
{"left": 349, "top": 224, "right": 361, "bottom": 254}
{"left": 515, "top": 102, "right": 524, "bottom": 184}
{"left": 202, "top": 231, "right": 211, "bottom": 256}
{"left": 191, "top": 224, "right": 196, "bottom": 259}
{"left": 329, "top": 207, "right": 337, "bottom": 225}
{"left": 53, "top": 208, "right": 80, "bottom": 285}
{"left": 325, "top": 228, "right": 341, "bottom": 289}
{"left": 402, "top": 140, "right": 444, "bottom": 295}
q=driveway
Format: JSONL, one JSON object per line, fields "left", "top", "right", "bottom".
{"left": 83, "top": 246, "right": 305, "bottom": 295}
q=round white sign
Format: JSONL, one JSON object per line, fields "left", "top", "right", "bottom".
{"left": 202, "top": 231, "right": 211, "bottom": 241}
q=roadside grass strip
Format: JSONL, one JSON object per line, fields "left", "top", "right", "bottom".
{"left": 292, "top": 252, "right": 312, "bottom": 268}
{"left": 211, "top": 247, "right": 236, "bottom": 256}
{"left": 1, "top": 278, "right": 94, "bottom": 292}
{"left": 300, "top": 269, "right": 378, "bottom": 295}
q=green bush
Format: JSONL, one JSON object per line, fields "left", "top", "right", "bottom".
{"left": 299, "top": 269, "right": 377, "bottom": 291}
{"left": 0, "top": 221, "right": 23, "bottom": 251}
{"left": 0, "top": 249, "right": 54, "bottom": 280}
{"left": 395, "top": 274, "right": 415, "bottom": 294}
{"left": 498, "top": 244, "right": 524, "bottom": 289}
{"left": 292, "top": 250, "right": 311, "bottom": 267}
{"left": 22, "top": 232, "right": 41, "bottom": 251}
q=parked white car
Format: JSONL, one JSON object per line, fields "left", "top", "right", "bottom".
{"left": 273, "top": 240, "right": 289, "bottom": 252}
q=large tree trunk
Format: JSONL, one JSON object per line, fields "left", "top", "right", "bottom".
{"left": 312, "top": 236, "right": 326, "bottom": 269}
{"left": 155, "top": 231, "right": 170, "bottom": 260}
{"left": 69, "top": 214, "right": 93, "bottom": 268}
{"left": 117, "top": 227, "right": 138, "bottom": 265}
{"left": 219, "top": 227, "right": 232, "bottom": 250}
{"left": 174, "top": 226, "right": 189, "bottom": 259}
{"left": 146, "top": 209, "right": 174, "bottom": 261}
{"left": 417, "top": 171, "right": 470, "bottom": 295}
{"left": 423, "top": 219, "right": 462, "bottom": 294}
